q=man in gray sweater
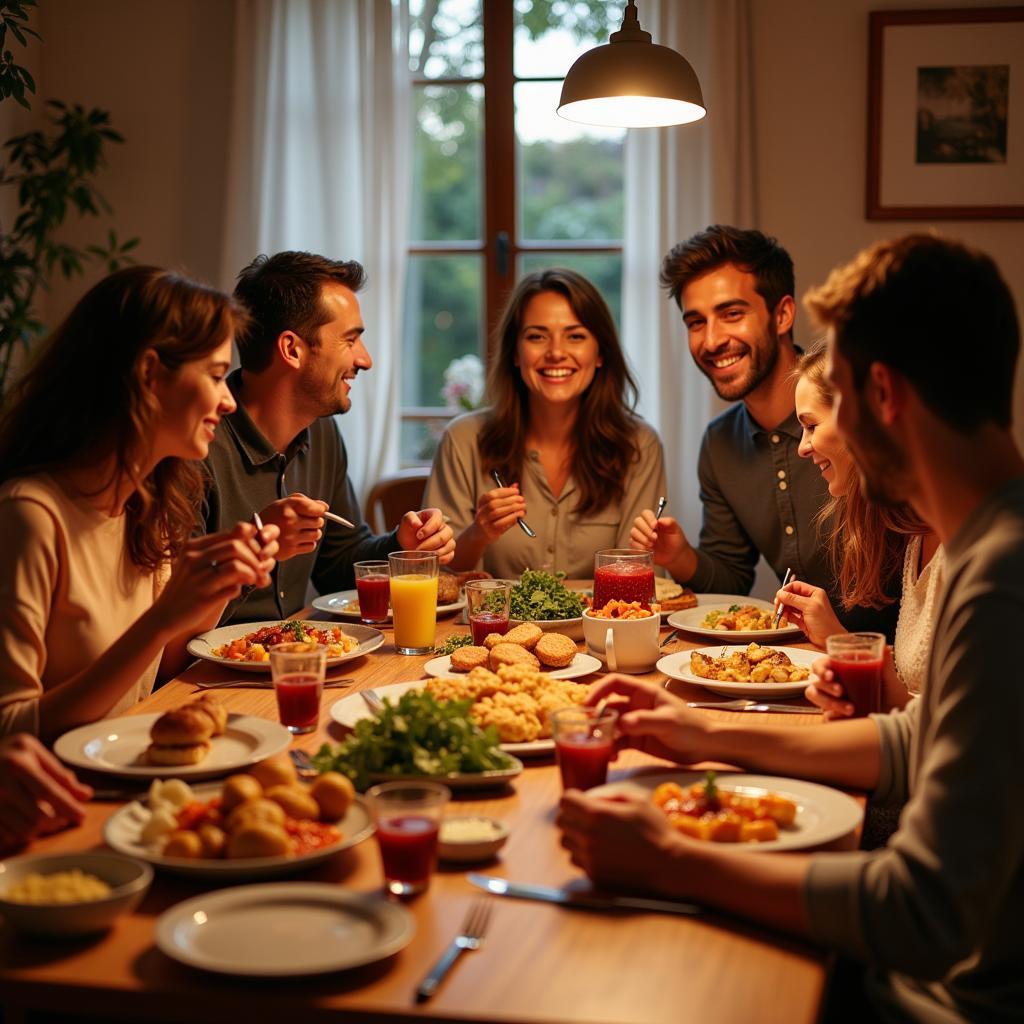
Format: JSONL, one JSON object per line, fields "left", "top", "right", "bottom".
{"left": 558, "top": 234, "right": 1024, "bottom": 1022}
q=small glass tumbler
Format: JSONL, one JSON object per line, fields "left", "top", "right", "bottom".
{"left": 366, "top": 781, "right": 451, "bottom": 897}
{"left": 825, "top": 632, "right": 886, "bottom": 717}
{"left": 354, "top": 560, "right": 391, "bottom": 624}
{"left": 550, "top": 706, "right": 619, "bottom": 791}
{"left": 465, "top": 579, "right": 513, "bottom": 646}
{"left": 388, "top": 551, "right": 439, "bottom": 655}
{"left": 269, "top": 641, "right": 326, "bottom": 735}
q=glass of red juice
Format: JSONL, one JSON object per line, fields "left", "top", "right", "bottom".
{"left": 269, "top": 642, "right": 326, "bottom": 734}
{"left": 366, "top": 781, "right": 450, "bottom": 897}
{"left": 465, "top": 579, "right": 512, "bottom": 646}
{"left": 593, "top": 549, "right": 655, "bottom": 611}
{"left": 825, "top": 632, "right": 886, "bottom": 717}
{"left": 551, "top": 706, "right": 619, "bottom": 791}
{"left": 354, "top": 560, "right": 391, "bottom": 624}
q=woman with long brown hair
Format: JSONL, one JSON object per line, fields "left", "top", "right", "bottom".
{"left": 775, "top": 343, "right": 944, "bottom": 716}
{"left": 425, "top": 268, "right": 667, "bottom": 578}
{"left": 0, "top": 266, "right": 279, "bottom": 741}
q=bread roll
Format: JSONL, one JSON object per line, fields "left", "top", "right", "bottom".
{"left": 266, "top": 784, "right": 320, "bottom": 821}
{"left": 311, "top": 772, "right": 354, "bottom": 820}
{"left": 188, "top": 696, "right": 228, "bottom": 736}
{"left": 145, "top": 740, "right": 211, "bottom": 766}
{"left": 151, "top": 706, "right": 214, "bottom": 745}
{"left": 249, "top": 753, "right": 297, "bottom": 790}
{"left": 196, "top": 823, "right": 227, "bottom": 859}
{"left": 227, "top": 822, "right": 293, "bottom": 859}
{"left": 225, "top": 797, "right": 286, "bottom": 833}
{"left": 220, "top": 774, "right": 263, "bottom": 813}
{"left": 162, "top": 830, "right": 204, "bottom": 859}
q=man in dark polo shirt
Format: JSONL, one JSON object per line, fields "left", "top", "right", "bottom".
{"left": 203, "top": 251, "right": 454, "bottom": 626}
{"left": 632, "top": 225, "right": 897, "bottom": 635}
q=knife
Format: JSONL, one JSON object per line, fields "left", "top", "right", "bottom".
{"left": 687, "top": 700, "right": 821, "bottom": 714}
{"left": 468, "top": 874, "right": 699, "bottom": 916}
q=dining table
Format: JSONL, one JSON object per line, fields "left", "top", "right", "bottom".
{"left": 0, "top": 595, "right": 854, "bottom": 1024}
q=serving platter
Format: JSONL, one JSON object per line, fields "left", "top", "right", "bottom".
{"left": 187, "top": 620, "right": 384, "bottom": 673}
{"left": 54, "top": 714, "right": 291, "bottom": 780}
{"left": 657, "top": 645, "right": 819, "bottom": 699}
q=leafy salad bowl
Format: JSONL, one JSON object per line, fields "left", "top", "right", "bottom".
{"left": 507, "top": 569, "right": 586, "bottom": 641}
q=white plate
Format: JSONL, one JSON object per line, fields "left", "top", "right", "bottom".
{"left": 330, "top": 679, "right": 575, "bottom": 757}
{"left": 312, "top": 589, "right": 465, "bottom": 621}
{"left": 156, "top": 882, "right": 414, "bottom": 976}
{"left": 187, "top": 620, "right": 385, "bottom": 673}
{"left": 365, "top": 754, "right": 524, "bottom": 791}
{"left": 103, "top": 783, "right": 375, "bottom": 879}
{"left": 657, "top": 644, "right": 819, "bottom": 699}
{"left": 54, "top": 714, "right": 291, "bottom": 780}
{"left": 667, "top": 593, "right": 803, "bottom": 642}
{"left": 591, "top": 772, "right": 861, "bottom": 851}
{"left": 423, "top": 651, "right": 601, "bottom": 681}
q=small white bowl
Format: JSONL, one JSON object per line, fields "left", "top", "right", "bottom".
{"left": 438, "top": 816, "right": 509, "bottom": 863}
{"left": 508, "top": 616, "right": 584, "bottom": 642}
{"left": 0, "top": 851, "right": 153, "bottom": 937}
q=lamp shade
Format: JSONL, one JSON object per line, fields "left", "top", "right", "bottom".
{"left": 557, "top": 2, "right": 706, "bottom": 129}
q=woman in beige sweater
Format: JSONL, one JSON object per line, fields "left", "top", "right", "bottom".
{"left": 0, "top": 267, "right": 279, "bottom": 741}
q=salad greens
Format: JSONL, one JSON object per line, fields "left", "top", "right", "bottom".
{"left": 311, "top": 690, "right": 513, "bottom": 791}
{"left": 434, "top": 633, "right": 474, "bottom": 656}
{"left": 509, "top": 569, "right": 584, "bottom": 621}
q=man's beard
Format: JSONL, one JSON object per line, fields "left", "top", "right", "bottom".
{"left": 700, "top": 319, "right": 781, "bottom": 402}
{"left": 846, "top": 393, "right": 911, "bottom": 507}
{"left": 299, "top": 373, "right": 351, "bottom": 418}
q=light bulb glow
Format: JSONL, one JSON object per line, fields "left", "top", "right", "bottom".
{"left": 558, "top": 95, "right": 706, "bottom": 129}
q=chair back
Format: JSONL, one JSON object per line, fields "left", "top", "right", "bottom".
{"left": 364, "top": 467, "right": 430, "bottom": 533}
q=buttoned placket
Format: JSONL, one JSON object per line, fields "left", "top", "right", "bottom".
{"left": 766, "top": 429, "right": 803, "bottom": 577}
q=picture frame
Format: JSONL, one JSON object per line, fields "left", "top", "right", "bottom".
{"left": 867, "top": 7, "right": 1024, "bottom": 219}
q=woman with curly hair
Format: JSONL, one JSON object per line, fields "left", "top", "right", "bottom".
{"left": 775, "top": 342, "right": 944, "bottom": 717}
{"left": 425, "top": 268, "right": 667, "bottom": 578}
{"left": 0, "top": 266, "right": 279, "bottom": 741}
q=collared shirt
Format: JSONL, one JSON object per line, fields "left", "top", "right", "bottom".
{"left": 202, "top": 371, "right": 398, "bottom": 625}
{"left": 424, "top": 410, "right": 669, "bottom": 580}
{"left": 689, "top": 403, "right": 900, "bottom": 637}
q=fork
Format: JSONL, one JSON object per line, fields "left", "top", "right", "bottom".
{"left": 288, "top": 748, "right": 319, "bottom": 779}
{"left": 416, "top": 900, "right": 492, "bottom": 1002}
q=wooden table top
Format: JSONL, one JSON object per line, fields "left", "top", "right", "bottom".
{"left": 0, "top": 600, "right": 842, "bottom": 1024}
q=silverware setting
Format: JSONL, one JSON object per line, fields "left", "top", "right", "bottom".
{"left": 687, "top": 698, "right": 821, "bottom": 714}
{"left": 416, "top": 899, "right": 492, "bottom": 1002}
{"left": 191, "top": 677, "right": 356, "bottom": 691}
{"left": 288, "top": 748, "right": 318, "bottom": 779}
{"left": 491, "top": 470, "right": 536, "bottom": 538}
{"left": 660, "top": 628, "right": 681, "bottom": 648}
{"left": 360, "top": 688, "right": 384, "bottom": 713}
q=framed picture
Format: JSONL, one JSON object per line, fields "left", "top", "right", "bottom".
{"left": 867, "top": 7, "right": 1024, "bottom": 219}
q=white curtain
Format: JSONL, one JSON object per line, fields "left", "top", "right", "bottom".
{"left": 621, "top": 0, "right": 755, "bottom": 543}
{"left": 221, "top": 0, "right": 410, "bottom": 498}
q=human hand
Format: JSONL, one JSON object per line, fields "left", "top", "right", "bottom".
{"left": 630, "top": 511, "right": 691, "bottom": 570}
{"left": 0, "top": 734, "right": 93, "bottom": 851}
{"left": 808, "top": 647, "right": 898, "bottom": 720}
{"left": 156, "top": 522, "right": 279, "bottom": 636}
{"left": 772, "top": 580, "right": 844, "bottom": 647}
{"left": 471, "top": 485, "right": 527, "bottom": 543}
{"left": 397, "top": 508, "right": 456, "bottom": 565}
{"left": 585, "top": 675, "right": 707, "bottom": 764}
{"left": 557, "top": 789, "right": 684, "bottom": 892}
{"left": 257, "top": 493, "right": 327, "bottom": 561}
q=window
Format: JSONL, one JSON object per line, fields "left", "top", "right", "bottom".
{"left": 401, "top": 0, "right": 625, "bottom": 462}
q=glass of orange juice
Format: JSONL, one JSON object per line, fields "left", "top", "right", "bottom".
{"left": 388, "top": 551, "right": 439, "bottom": 655}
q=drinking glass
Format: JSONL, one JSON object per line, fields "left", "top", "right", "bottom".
{"left": 825, "top": 632, "right": 886, "bottom": 717}
{"left": 388, "top": 551, "right": 439, "bottom": 655}
{"left": 269, "top": 642, "right": 326, "bottom": 734}
{"left": 354, "top": 560, "right": 391, "bottom": 623}
{"left": 550, "top": 706, "right": 619, "bottom": 791}
{"left": 465, "top": 579, "right": 512, "bottom": 646}
{"left": 366, "top": 781, "right": 451, "bottom": 897}
{"left": 592, "top": 549, "right": 655, "bottom": 612}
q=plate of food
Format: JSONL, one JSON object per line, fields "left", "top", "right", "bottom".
{"left": 573, "top": 576, "right": 695, "bottom": 622}
{"left": 155, "top": 883, "right": 413, "bottom": 977}
{"left": 104, "top": 760, "right": 375, "bottom": 879}
{"left": 657, "top": 643, "right": 818, "bottom": 698}
{"left": 423, "top": 651, "right": 600, "bottom": 681}
{"left": 506, "top": 569, "right": 586, "bottom": 640}
{"left": 666, "top": 594, "right": 803, "bottom": 642}
{"left": 590, "top": 771, "right": 862, "bottom": 852}
{"left": 330, "top": 669, "right": 591, "bottom": 757}
{"left": 187, "top": 620, "right": 385, "bottom": 672}
{"left": 54, "top": 704, "right": 291, "bottom": 779}
{"left": 312, "top": 589, "right": 466, "bottom": 622}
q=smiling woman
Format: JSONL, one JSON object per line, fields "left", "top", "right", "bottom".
{"left": 425, "top": 268, "right": 668, "bottom": 578}
{"left": 0, "top": 267, "right": 280, "bottom": 743}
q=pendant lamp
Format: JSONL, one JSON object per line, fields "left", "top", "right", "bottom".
{"left": 557, "top": 1, "right": 706, "bottom": 128}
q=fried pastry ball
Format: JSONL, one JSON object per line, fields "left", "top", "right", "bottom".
{"left": 249, "top": 753, "right": 298, "bottom": 790}
{"left": 227, "top": 822, "right": 293, "bottom": 859}
{"left": 483, "top": 632, "right": 506, "bottom": 650}
{"left": 196, "top": 823, "right": 227, "bottom": 859}
{"left": 220, "top": 773, "right": 263, "bottom": 813}
{"left": 450, "top": 645, "right": 490, "bottom": 672}
{"left": 225, "top": 796, "right": 286, "bottom": 833}
{"left": 162, "top": 830, "right": 204, "bottom": 859}
{"left": 265, "top": 784, "right": 320, "bottom": 821}
{"left": 501, "top": 623, "right": 543, "bottom": 650}
{"left": 534, "top": 632, "right": 577, "bottom": 668}
{"left": 311, "top": 772, "right": 355, "bottom": 820}
{"left": 489, "top": 643, "right": 540, "bottom": 671}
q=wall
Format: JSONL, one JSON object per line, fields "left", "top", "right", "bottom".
{"left": 752, "top": 0, "right": 1024, "bottom": 446}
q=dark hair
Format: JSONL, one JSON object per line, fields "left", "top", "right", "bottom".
{"left": 0, "top": 266, "right": 248, "bottom": 570}
{"left": 661, "top": 224, "right": 795, "bottom": 321}
{"left": 233, "top": 251, "right": 366, "bottom": 372}
{"left": 804, "top": 234, "right": 1018, "bottom": 431}
{"left": 478, "top": 268, "right": 640, "bottom": 516}
{"left": 796, "top": 343, "right": 924, "bottom": 610}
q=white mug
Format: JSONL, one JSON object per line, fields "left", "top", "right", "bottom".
{"left": 582, "top": 611, "right": 660, "bottom": 674}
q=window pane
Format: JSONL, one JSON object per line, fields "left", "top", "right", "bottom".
{"left": 513, "top": 1, "right": 620, "bottom": 78}
{"left": 516, "top": 81, "right": 624, "bottom": 243}
{"left": 409, "top": 0, "right": 483, "bottom": 79}
{"left": 411, "top": 84, "right": 483, "bottom": 243}
{"left": 517, "top": 251, "right": 623, "bottom": 326}
{"left": 402, "top": 253, "right": 484, "bottom": 408}
{"left": 400, "top": 417, "right": 451, "bottom": 466}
